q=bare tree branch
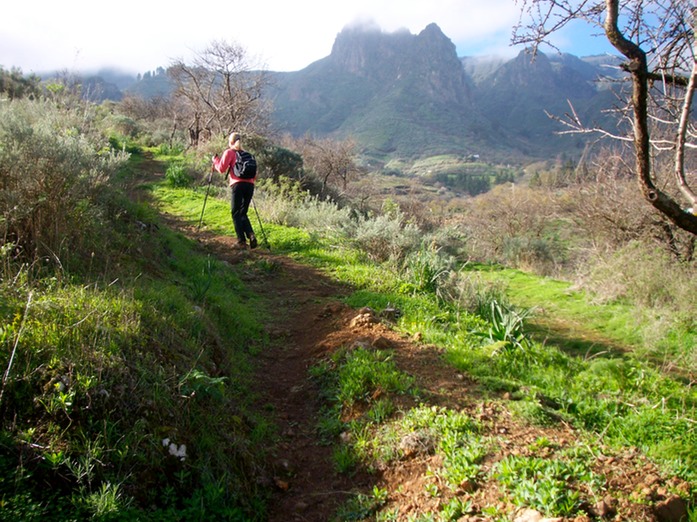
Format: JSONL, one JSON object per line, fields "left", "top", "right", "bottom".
{"left": 168, "top": 40, "right": 271, "bottom": 147}
{"left": 513, "top": 0, "right": 697, "bottom": 234}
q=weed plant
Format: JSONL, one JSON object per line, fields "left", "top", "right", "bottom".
{"left": 164, "top": 161, "right": 193, "bottom": 188}
{"left": 493, "top": 455, "right": 603, "bottom": 517}
{"left": 472, "top": 299, "right": 534, "bottom": 352}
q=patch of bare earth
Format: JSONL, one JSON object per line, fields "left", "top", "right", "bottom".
{"left": 136, "top": 158, "right": 690, "bottom": 522}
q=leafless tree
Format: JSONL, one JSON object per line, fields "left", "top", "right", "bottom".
{"left": 118, "top": 94, "right": 186, "bottom": 148}
{"left": 513, "top": 0, "right": 697, "bottom": 235}
{"left": 296, "top": 136, "right": 361, "bottom": 195}
{"left": 169, "top": 40, "right": 271, "bottom": 147}
{"left": 119, "top": 94, "right": 172, "bottom": 121}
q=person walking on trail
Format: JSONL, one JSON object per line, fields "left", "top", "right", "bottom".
{"left": 212, "top": 132, "right": 258, "bottom": 249}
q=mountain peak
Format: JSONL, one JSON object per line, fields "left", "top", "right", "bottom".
{"left": 330, "top": 22, "right": 460, "bottom": 78}
{"left": 266, "top": 25, "right": 623, "bottom": 160}
{"left": 418, "top": 22, "right": 448, "bottom": 40}
{"left": 330, "top": 23, "right": 416, "bottom": 75}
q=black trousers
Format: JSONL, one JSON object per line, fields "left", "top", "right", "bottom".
{"left": 230, "top": 182, "right": 255, "bottom": 244}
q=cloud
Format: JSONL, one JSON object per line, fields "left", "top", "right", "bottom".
{"left": 0, "top": 0, "right": 604, "bottom": 75}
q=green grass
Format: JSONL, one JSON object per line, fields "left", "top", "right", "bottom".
{"left": 150, "top": 150, "right": 697, "bottom": 516}
{"left": 0, "top": 157, "right": 272, "bottom": 520}
{"left": 467, "top": 263, "right": 696, "bottom": 356}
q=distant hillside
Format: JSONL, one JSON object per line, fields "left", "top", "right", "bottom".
{"left": 464, "top": 50, "right": 623, "bottom": 159}
{"left": 125, "top": 68, "right": 172, "bottom": 99}
{"left": 266, "top": 24, "right": 625, "bottom": 163}
{"left": 267, "top": 24, "right": 505, "bottom": 162}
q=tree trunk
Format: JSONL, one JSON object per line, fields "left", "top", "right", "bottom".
{"left": 604, "top": 0, "right": 697, "bottom": 235}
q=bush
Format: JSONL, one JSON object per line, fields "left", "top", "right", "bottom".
{"left": 460, "top": 184, "right": 571, "bottom": 275}
{"left": 580, "top": 241, "right": 696, "bottom": 311}
{"left": 0, "top": 98, "right": 129, "bottom": 268}
{"left": 350, "top": 211, "right": 422, "bottom": 263}
{"left": 439, "top": 271, "right": 509, "bottom": 316}
{"left": 258, "top": 182, "right": 354, "bottom": 241}
{"left": 164, "top": 162, "right": 193, "bottom": 188}
{"left": 502, "top": 235, "right": 566, "bottom": 276}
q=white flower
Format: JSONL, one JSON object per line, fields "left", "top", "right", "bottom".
{"left": 168, "top": 442, "right": 187, "bottom": 461}
{"left": 162, "top": 437, "right": 187, "bottom": 461}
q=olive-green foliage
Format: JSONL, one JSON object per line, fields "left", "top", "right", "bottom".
{"left": 255, "top": 144, "right": 304, "bottom": 181}
{"left": 350, "top": 211, "right": 422, "bottom": 263}
{"left": 255, "top": 178, "right": 353, "bottom": 242}
{"left": 0, "top": 66, "right": 40, "bottom": 100}
{"left": 0, "top": 98, "right": 129, "bottom": 269}
{"left": 154, "top": 152, "right": 697, "bottom": 522}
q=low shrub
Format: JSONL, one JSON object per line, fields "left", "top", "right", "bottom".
{"left": 438, "top": 269, "right": 509, "bottom": 316}
{"left": 0, "top": 98, "right": 129, "bottom": 268}
{"left": 164, "top": 162, "right": 192, "bottom": 188}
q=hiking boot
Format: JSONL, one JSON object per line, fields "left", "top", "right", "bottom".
{"left": 249, "top": 234, "right": 258, "bottom": 249}
{"left": 234, "top": 241, "right": 247, "bottom": 250}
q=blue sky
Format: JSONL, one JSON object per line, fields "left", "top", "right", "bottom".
{"left": 1, "top": 0, "right": 617, "bottom": 75}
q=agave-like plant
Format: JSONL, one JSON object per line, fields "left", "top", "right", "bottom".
{"left": 474, "top": 299, "right": 534, "bottom": 351}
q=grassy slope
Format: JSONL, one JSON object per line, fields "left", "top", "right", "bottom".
{"left": 471, "top": 264, "right": 697, "bottom": 366}
{"left": 5, "top": 148, "right": 694, "bottom": 520}
{"left": 0, "top": 152, "right": 272, "bottom": 520}
{"left": 154, "top": 159, "right": 696, "bottom": 517}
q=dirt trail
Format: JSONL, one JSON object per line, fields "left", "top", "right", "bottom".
{"left": 161, "top": 216, "right": 382, "bottom": 519}
{"left": 164, "top": 217, "right": 474, "bottom": 520}
{"left": 138, "top": 157, "right": 689, "bottom": 522}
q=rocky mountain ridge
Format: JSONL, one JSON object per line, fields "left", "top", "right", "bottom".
{"left": 266, "top": 23, "right": 624, "bottom": 162}
{"left": 70, "top": 23, "right": 625, "bottom": 163}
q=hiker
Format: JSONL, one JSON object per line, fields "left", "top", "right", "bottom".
{"left": 212, "top": 132, "right": 258, "bottom": 249}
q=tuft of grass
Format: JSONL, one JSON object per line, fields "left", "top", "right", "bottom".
{"left": 493, "top": 455, "right": 603, "bottom": 517}
{"left": 164, "top": 162, "right": 193, "bottom": 187}
{"left": 310, "top": 345, "right": 415, "bottom": 416}
{"left": 334, "top": 485, "right": 389, "bottom": 521}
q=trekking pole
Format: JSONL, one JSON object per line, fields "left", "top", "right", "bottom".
{"left": 251, "top": 199, "right": 270, "bottom": 250}
{"left": 197, "top": 165, "right": 215, "bottom": 231}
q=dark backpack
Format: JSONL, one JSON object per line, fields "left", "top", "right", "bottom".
{"left": 232, "top": 150, "right": 257, "bottom": 179}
